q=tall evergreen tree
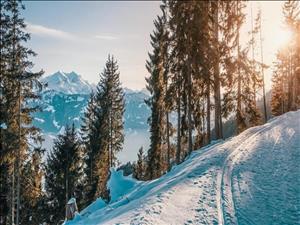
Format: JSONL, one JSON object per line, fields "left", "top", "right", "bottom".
{"left": 83, "top": 55, "right": 124, "bottom": 204}
{"left": 133, "top": 147, "right": 146, "bottom": 180}
{"left": 145, "top": 6, "right": 170, "bottom": 179}
{"left": 222, "top": 0, "right": 262, "bottom": 134}
{"left": 0, "top": 0, "right": 43, "bottom": 224}
{"left": 271, "top": 1, "right": 300, "bottom": 115}
{"left": 44, "top": 124, "right": 83, "bottom": 224}
{"left": 20, "top": 147, "right": 45, "bottom": 225}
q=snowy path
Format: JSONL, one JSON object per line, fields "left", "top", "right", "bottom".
{"left": 70, "top": 110, "right": 300, "bottom": 225}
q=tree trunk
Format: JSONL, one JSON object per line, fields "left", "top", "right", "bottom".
{"left": 212, "top": 1, "right": 223, "bottom": 140}
{"left": 166, "top": 111, "right": 171, "bottom": 170}
{"left": 187, "top": 62, "right": 193, "bottom": 154}
{"left": 165, "top": 78, "right": 171, "bottom": 171}
{"left": 176, "top": 82, "right": 181, "bottom": 164}
{"left": 237, "top": 1, "right": 242, "bottom": 133}
{"left": 206, "top": 81, "right": 211, "bottom": 144}
{"left": 65, "top": 147, "right": 69, "bottom": 220}
{"left": 259, "top": 10, "right": 268, "bottom": 122}
{"left": 16, "top": 82, "right": 21, "bottom": 225}
{"left": 11, "top": 167, "right": 15, "bottom": 224}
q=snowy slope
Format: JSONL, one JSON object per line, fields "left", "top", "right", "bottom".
{"left": 68, "top": 110, "right": 300, "bottom": 225}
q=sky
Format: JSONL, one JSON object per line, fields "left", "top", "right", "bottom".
{"left": 23, "top": 1, "right": 287, "bottom": 91}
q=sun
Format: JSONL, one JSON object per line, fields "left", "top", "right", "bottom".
{"left": 273, "top": 26, "right": 293, "bottom": 49}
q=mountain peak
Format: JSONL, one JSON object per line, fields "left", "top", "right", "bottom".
{"left": 41, "top": 71, "right": 93, "bottom": 95}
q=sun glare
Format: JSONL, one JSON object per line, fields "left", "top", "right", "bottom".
{"left": 273, "top": 27, "right": 293, "bottom": 49}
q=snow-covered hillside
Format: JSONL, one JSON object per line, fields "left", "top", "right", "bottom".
{"left": 67, "top": 110, "right": 300, "bottom": 225}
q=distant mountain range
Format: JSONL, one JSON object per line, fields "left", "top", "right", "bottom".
{"left": 34, "top": 71, "right": 150, "bottom": 133}
{"left": 34, "top": 71, "right": 151, "bottom": 163}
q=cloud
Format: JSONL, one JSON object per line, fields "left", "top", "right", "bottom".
{"left": 94, "top": 34, "right": 118, "bottom": 40}
{"left": 26, "top": 22, "right": 76, "bottom": 40}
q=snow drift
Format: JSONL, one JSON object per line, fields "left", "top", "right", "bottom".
{"left": 67, "top": 110, "right": 300, "bottom": 225}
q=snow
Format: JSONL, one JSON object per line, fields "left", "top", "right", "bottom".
{"left": 108, "top": 169, "right": 138, "bottom": 203}
{"left": 41, "top": 71, "right": 93, "bottom": 95}
{"left": 53, "top": 120, "right": 60, "bottom": 129}
{"left": 67, "top": 110, "right": 300, "bottom": 225}
{"left": 45, "top": 105, "right": 55, "bottom": 112}
{"left": 80, "top": 199, "right": 107, "bottom": 218}
{"left": 59, "top": 126, "right": 66, "bottom": 134}
{"left": 41, "top": 133, "right": 56, "bottom": 160}
{"left": 77, "top": 96, "right": 84, "bottom": 101}
{"left": 68, "top": 198, "right": 77, "bottom": 204}
{"left": 35, "top": 117, "right": 45, "bottom": 123}
{"left": 67, "top": 169, "right": 138, "bottom": 223}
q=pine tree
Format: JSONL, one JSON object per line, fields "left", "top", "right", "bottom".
{"left": 98, "top": 55, "right": 125, "bottom": 168}
{"left": 44, "top": 124, "right": 83, "bottom": 224}
{"left": 20, "top": 147, "right": 45, "bottom": 225}
{"left": 133, "top": 147, "right": 145, "bottom": 180}
{"left": 0, "top": 1, "right": 43, "bottom": 224}
{"left": 81, "top": 92, "right": 97, "bottom": 206}
{"left": 221, "top": 1, "right": 262, "bottom": 134}
{"left": 83, "top": 55, "right": 124, "bottom": 204}
{"left": 211, "top": 1, "right": 223, "bottom": 140}
{"left": 271, "top": 1, "right": 300, "bottom": 115}
{"left": 271, "top": 68, "right": 286, "bottom": 116}
{"left": 168, "top": 1, "right": 190, "bottom": 163}
{"left": 145, "top": 6, "right": 169, "bottom": 179}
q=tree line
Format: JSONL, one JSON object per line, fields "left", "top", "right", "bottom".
{"left": 0, "top": 0, "right": 299, "bottom": 224}
{"left": 142, "top": 0, "right": 267, "bottom": 180}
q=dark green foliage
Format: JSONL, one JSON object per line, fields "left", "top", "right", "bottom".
{"left": 145, "top": 3, "right": 170, "bottom": 179}
{"left": 0, "top": 0, "right": 43, "bottom": 224}
{"left": 133, "top": 147, "right": 146, "bottom": 180}
{"left": 117, "top": 162, "right": 134, "bottom": 177}
{"left": 44, "top": 124, "right": 83, "bottom": 224}
{"left": 20, "top": 147, "right": 45, "bottom": 225}
{"left": 82, "top": 55, "right": 124, "bottom": 205}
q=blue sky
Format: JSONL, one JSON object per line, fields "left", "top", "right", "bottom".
{"left": 23, "top": 1, "right": 161, "bottom": 90}
{"left": 23, "top": 1, "right": 285, "bottom": 91}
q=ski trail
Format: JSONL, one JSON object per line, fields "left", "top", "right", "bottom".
{"left": 69, "top": 111, "right": 299, "bottom": 225}
{"left": 219, "top": 116, "right": 286, "bottom": 225}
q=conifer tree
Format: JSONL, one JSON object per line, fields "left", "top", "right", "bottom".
{"left": 211, "top": 1, "right": 223, "bottom": 140}
{"left": 96, "top": 55, "right": 125, "bottom": 168}
{"left": 271, "top": 68, "right": 286, "bottom": 116}
{"left": 44, "top": 124, "right": 83, "bottom": 224}
{"left": 83, "top": 55, "right": 124, "bottom": 204}
{"left": 222, "top": 1, "right": 262, "bottom": 134}
{"left": 20, "top": 147, "right": 45, "bottom": 225}
{"left": 271, "top": 1, "right": 300, "bottom": 115}
{"left": 0, "top": 0, "right": 43, "bottom": 224}
{"left": 145, "top": 8, "right": 169, "bottom": 179}
{"left": 133, "top": 147, "right": 145, "bottom": 180}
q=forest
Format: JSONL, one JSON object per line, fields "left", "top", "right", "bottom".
{"left": 0, "top": 0, "right": 299, "bottom": 224}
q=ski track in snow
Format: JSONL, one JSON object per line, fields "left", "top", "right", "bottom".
{"left": 69, "top": 111, "right": 300, "bottom": 225}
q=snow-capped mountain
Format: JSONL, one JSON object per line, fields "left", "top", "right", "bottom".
{"left": 36, "top": 71, "right": 150, "bottom": 132}
{"left": 35, "top": 71, "right": 151, "bottom": 162}
{"left": 67, "top": 110, "right": 300, "bottom": 225}
{"left": 41, "top": 71, "right": 94, "bottom": 95}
